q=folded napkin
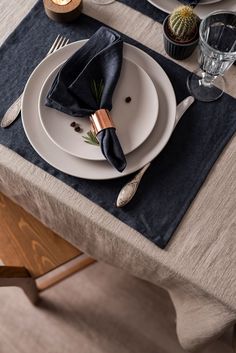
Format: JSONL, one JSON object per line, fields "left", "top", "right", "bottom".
{"left": 46, "top": 27, "right": 126, "bottom": 172}
{"left": 177, "top": 0, "right": 199, "bottom": 5}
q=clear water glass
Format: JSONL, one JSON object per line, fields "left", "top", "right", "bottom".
{"left": 187, "top": 11, "right": 236, "bottom": 102}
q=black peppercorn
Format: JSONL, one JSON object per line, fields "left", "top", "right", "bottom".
{"left": 75, "top": 126, "right": 81, "bottom": 132}
{"left": 70, "top": 122, "right": 76, "bottom": 127}
{"left": 125, "top": 96, "right": 132, "bottom": 103}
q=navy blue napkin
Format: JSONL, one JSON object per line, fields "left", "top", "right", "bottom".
{"left": 46, "top": 26, "right": 127, "bottom": 172}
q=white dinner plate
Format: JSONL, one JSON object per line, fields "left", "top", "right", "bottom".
{"left": 39, "top": 58, "right": 159, "bottom": 161}
{"left": 147, "top": 0, "right": 236, "bottom": 18}
{"left": 22, "top": 41, "right": 176, "bottom": 180}
{"left": 199, "top": 0, "right": 222, "bottom": 5}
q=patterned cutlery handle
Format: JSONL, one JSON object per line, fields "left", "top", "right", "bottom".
{"left": 1, "top": 93, "right": 22, "bottom": 128}
{"left": 116, "top": 163, "right": 151, "bottom": 207}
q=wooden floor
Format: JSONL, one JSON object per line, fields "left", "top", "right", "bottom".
{"left": 0, "top": 192, "right": 81, "bottom": 278}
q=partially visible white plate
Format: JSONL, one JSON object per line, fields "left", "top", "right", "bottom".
{"left": 199, "top": 0, "right": 222, "bottom": 5}
{"left": 21, "top": 41, "right": 176, "bottom": 180}
{"left": 147, "top": 0, "right": 236, "bottom": 18}
{"left": 39, "top": 58, "right": 159, "bottom": 161}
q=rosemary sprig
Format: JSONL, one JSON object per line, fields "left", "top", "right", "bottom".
{"left": 91, "top": 79, "right": 104, "bottom": 104}
{"left": 84, "top": 79, "right": 104, "bottom": 146}
{"left": 82, "top": 130, "right": 99, "bottom": 146}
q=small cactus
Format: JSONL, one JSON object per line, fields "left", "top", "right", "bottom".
{"left": 168, "top": 6, "right": 199, "bottom": 42}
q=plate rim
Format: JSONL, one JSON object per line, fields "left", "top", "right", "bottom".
{"left": 22, "top": 40, "right": 176, "bottom": 180}
{"left": 199, "top": 0, "right": 222, "bottom": 6}
{"left": 147, "top": 0, "right": 235, "bottom": 18}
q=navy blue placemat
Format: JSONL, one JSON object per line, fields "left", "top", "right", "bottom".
{"left": 117, "top": 0, "right": 167, "bottom": 23}
{"left": 1, "top": 1, "right": 236, "bottom": 248}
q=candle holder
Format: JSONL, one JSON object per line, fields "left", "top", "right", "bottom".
{"left": 43, "top": 0, "right": 82, "bottom": 23}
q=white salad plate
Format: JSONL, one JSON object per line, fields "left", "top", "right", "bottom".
{"left": 21, "top": 41, "right": 176, "bottom": 180}
{"left": 147, "top": 0, "right": 236, "bottom": 19}
{"left": 39, "top": 58, "right": 159, "bottom": 161}
{"left": 199, "top": 0, "right": 222, "bottom": 5}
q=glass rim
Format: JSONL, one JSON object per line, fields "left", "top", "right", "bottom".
{"left": 199, "top": 10, "right": 236, "bottom": 56}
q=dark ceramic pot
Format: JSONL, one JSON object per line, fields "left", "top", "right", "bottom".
{"left": 163, "top": 15, "right": 199, "bottom": 60}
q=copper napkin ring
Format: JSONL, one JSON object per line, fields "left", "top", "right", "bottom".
{"left": 90, "top": 109, "right": 115, "bottom": 135}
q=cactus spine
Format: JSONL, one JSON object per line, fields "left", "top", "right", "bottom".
{"left": 168, "top": 6, "right": 199, "bottom": 42}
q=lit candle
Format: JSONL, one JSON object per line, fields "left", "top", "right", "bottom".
{"left": 51, "top": 0, "right": 72, "bottom": 5}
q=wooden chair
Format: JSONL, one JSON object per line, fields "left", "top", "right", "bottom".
{"left": 0, "top": 192, "right": 95, "bottom": 304}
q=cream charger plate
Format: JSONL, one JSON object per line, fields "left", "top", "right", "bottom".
{"left": 21, "top": 41, "right": 176, "bottom": 180}
{"left": 147, "top": 0, "right": 235, "bottom": 18}
{"left": 39, "top": 58, "right": 159, "bottom": 161}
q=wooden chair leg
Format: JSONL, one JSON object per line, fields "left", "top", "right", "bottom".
{"left": 36, "top": 254, "right": 96, "bottom": 292}
{"left": 0, "top": 266, "right": 39, "bottom": 304}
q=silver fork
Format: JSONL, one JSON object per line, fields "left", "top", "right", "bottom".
{"left": 1, "top": 35, "right": 69, "bottom": 128}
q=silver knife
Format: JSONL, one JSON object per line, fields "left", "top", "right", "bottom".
{"left": 116, "top": 96, "right": 195, "bottom": 208}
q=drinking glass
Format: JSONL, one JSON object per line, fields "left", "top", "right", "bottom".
{"left": 92, "top": 0, "right": 115, "bottom": 4}
{"left": 187, "top": 11, "right": 236, "bottom": 102}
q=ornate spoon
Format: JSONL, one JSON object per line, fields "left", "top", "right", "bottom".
{"left": 116, "top": 96, "right": 195, "bottom": 208}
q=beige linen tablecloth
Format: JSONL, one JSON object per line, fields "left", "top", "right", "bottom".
{"left": 0, "top": 1, "right": 236, "bottom": 351}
